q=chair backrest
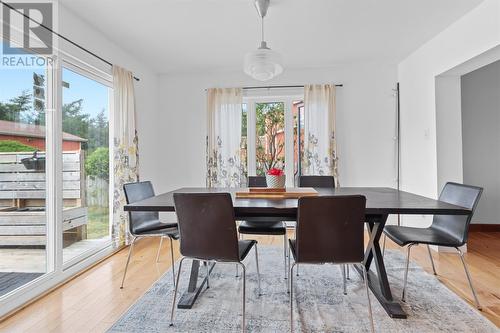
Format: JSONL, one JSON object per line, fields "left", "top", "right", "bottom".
{"left": 173, "top": 193, "right": 240, "bottom": 261}
{"left": 431, "top": 182, "right": 483, "bottom": 246}
{"left": 123, "top": 181, "right": 159, "bottom": 235}
{"left": 248, "top": 176, "right": 267, "bottom": 187}
{"left": 299, "top": 175, "right": 335, "bottom": 188}
{"left": 296, "top": 195, "right": 366, "bottom": 264}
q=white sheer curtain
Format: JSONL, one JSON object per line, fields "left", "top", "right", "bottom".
{"left": 206, "top": 88, "right": 245, "bottom": 188}
{"left": 302, "top": 84, "right": 339, "bottom": 185}
{"left": 112, "top": 65, "right": 139, "bottom": 247}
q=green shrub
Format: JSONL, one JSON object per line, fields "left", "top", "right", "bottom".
{"left": 0, "top": 140, "right": 36, "bottom": 152}
{"left": 85, "top": 147, "right": 109, "bottom": 180}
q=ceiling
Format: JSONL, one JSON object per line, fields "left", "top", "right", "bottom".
{"left": 59, "top": 0, "right": 484, "bottom": 74}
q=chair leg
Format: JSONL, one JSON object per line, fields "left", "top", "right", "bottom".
{"left": 283, "top": 234, "right": 288, "bottom": 280}
{"left": 120, "top": 236, "right": 138, "bottom": 289}
{"left": 342, "top": 264, "right": 347, "bottom": 295}
{"left": 290, "top": 263, "right": 296, "bottom": 332}
{"left": 254, "top": 244, "right": 262, "bottom": 296}
{"left": 156, "top": 236, "right": 164, "bottom": 263}
{"left": 402, "top": 243, "right": 415, "bottom": 302}
{"left": 362, "top": 264, "right": 375, "bottom": 333}
{"left": 205, "top": 261, "right": 210, "bottom": 289}
{"left": 287, "top": 245, "right": 292, "bottom": 294}
{"left": 382, "top": 234, "right": 387, "bottom": 256}
{"left": 237, "top": 262, "right": 247, "bottom": 333}
{"left": 169, "top": 257, "right": 185, "bottom": 327}
{"left": 236, "top": 233, "right": 243, "bottom": 277}
{"left": 456, "top": 247, "right": 482, "bottom": 310}
{"left": 346, "top": 264, "right": 350, "bottom": 280}
{"left": 426, "top": 244, "right": 437, "bottom": 275}
{"left": 169, "top": 237, "right": 176, "bottom": 287}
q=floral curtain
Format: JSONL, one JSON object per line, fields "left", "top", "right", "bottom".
{"left": 112, "top": 65, "right": 139, "bottom": 247}
{"left": 302, "top": 84, "right": 339, "bottom": 186}
{"left": 206, "top": 88, "right": 245, "bottom": 188}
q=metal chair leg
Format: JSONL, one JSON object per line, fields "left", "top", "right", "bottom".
{"left": 236, "top": 233, "right": 243, "bottom": 277}
{"left": 237, "top": 262, "right": 247, "bottom": 333}
{"left": 456, "top": 247, "right": 482, "bottom": 310}
{"left": 382, "top": 234, "right": 387, "bottom": 256}
{"left": 156, "top": 236, "right": 164, "bottom": 263}
{"left": 362, "top": 265, "right": 375, "bottom": 333}
{"left": 426, "top": 244, "right": 437, "bottom": 275}
{"left": 169, "top": 237, "right": 176, "bottom": 287}
{"left": 169, "top": 257, "right": 186, "bottom": 326}
{"left": 290, "top": 262, "right": 296, "bottom": 332}
{"left": 205, "top": 261, "right": 210, "bottom": 289}
{"left": 342, "top": 264, "right": 347, "bottom": 295}
{"left": 346, "top": 264, "right": 350, "bottom": 280}
{"left": 254, "top": 244, "right": 262, "bottom": 296}
{"left": 120, "top": 236, "right": 138, "bottom": 289}
{"left": 402, "top": 243, "right": 415, "bottom": 302}
{"left": 287, "top": 244, "right": 292, "bottom": 293}
{"left": 283, "top": 234, "right": 288, "bottom": 279}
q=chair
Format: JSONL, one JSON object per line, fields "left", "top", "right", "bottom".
{"left": 288, "top": 195, "right": 374, "bottom": 332}
{"left": 383, "top": 182, "right": 483, "bottom": 309}
{"left": 121, "top": 181, "right": 179, "bottom": 289}
{"left": 237, "top": 176, "right": 288, "bottom": 279}
{"left": 298, "top": 175, "right": 335, "bottom": 188}
{"left": 170, "top": 193, "right": 262, "bottom": 332}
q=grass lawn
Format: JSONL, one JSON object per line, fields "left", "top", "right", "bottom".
{"left": 87, "top": 206, "right": 109, "bottom": 239}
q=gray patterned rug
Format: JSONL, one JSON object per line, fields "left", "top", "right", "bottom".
{"left": 109, "top": 247, "right": 498, "bottom": 332}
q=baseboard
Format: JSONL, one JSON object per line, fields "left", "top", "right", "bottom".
{"left": 469, "top": 224, "right": 500, "bottom": 232}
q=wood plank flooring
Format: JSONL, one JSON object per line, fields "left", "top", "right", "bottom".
{"left": 0, "top": 231, "right": 498, "bottom": 332}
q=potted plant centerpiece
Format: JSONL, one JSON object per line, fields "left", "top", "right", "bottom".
{"left": 266, "top": 168, "right": 285, "bottom": 188}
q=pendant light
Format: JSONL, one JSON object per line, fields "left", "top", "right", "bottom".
{"left": 244, "top": 0, "right": 283, "bottom": 81}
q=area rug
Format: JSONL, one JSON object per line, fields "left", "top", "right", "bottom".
{"left": 108, "top": 247, "right": 498, "bottom": 332}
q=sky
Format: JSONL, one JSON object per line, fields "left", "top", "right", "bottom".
{"left": 1, "top": 42, "right": 109, "bottom": 120}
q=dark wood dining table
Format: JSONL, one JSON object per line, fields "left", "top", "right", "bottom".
{"left": 123, "top": 187, "right": 471, "bottom": 319}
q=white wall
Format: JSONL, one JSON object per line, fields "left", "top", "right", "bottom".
{"left": 157, "top": 63, "right": 398, "bottom": 194}
{"left": 397, "top": 0, "right": 500, "bottom": 227}
{"left": 461, "top": 60, "right": 500, "bottom": 224}
{"left": 58, "top": 4, "right": 161, "bottom": 185}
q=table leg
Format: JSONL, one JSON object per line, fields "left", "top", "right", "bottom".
{"left": 355, "top": 214, "right": 407, "bottom": 319}
{"left": 177, "top": 259, "right": 216, "bottom": 309}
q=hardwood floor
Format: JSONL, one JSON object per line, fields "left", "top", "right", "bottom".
{"left": 1, "top": 231, "right": 499, "bottom": 332}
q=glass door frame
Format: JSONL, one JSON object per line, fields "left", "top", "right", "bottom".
{"left": 243, "top": 90, "right": 303, "bottom": 187}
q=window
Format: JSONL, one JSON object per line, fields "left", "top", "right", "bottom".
{"left": 243, "top": 92, "right": 304, "bottom": 186}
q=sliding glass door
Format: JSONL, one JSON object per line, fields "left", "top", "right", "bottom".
{"left": 61, "top": 62, "right": 112, "bottom": 266}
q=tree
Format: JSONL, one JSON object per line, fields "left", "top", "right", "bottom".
{"left": 88, "top": 109, "right": 108, "bottom": 151}
{"left": 85, "top": 147, "right": 109, "bottom": 181}
{"left": 255, "top": 102, "right": 285, "bottom": 174}
{"left": 62, "top": 99, "right": 90, "bottom": 148}
{"left": 0, "top": 90, "right": 34, "bottom": 123}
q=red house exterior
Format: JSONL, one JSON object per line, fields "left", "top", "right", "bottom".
{"left": 0, "top": 120, "right": 86, "bottom": 151}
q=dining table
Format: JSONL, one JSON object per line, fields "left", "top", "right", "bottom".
{"left": 123, "top": 186, "right": 471, "bottom": 319}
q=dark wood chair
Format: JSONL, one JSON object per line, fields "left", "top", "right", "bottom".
{"left": 288, "top": 195, "right": 374, "bottom": 332}
{"left": 298, "top": 175, "right": 335, "bottom": 188}
{"left": 170, "top": 193, "right": 262, "bottom": 332}
{"left": 384, "top": 182, "right": 483, "bottom": 309}
{"left": 237, "top": 176, "right": 288, "bottom": 279}
{"left": 121, "top": 181, "right": 179, "bottom": 289}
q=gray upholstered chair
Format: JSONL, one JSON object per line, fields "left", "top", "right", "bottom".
{"left": 384, "top": 182, "right": 483, "bottom": 309}
{"left": 121, "top": 181, "right": 179, "bottom": 289}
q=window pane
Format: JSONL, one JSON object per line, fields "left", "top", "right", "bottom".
{"left": 0, "top": 42, "right": 48, "bottom": 296}
{"left": 62, "top": 67, "right": 111, "bottom": 264}
{"left": 255, "top": 102, "right": 285, "bottom": 176}
{"left": 293, "top": 100, "right": 304, "bottom": 185}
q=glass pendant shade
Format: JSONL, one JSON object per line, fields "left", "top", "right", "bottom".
{"left": 244, "top": 41, "right": 283, "bottom": 81}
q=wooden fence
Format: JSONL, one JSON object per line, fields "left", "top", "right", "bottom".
{"left": 0, "top": 151, "right": 88, "bottom": 246}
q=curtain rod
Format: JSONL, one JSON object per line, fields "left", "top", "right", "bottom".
{"left": 1, "top": 1, "right": 140, "bottom": 81}
{"left": 205, "top": 84, "right": 343, "bottom": 91}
